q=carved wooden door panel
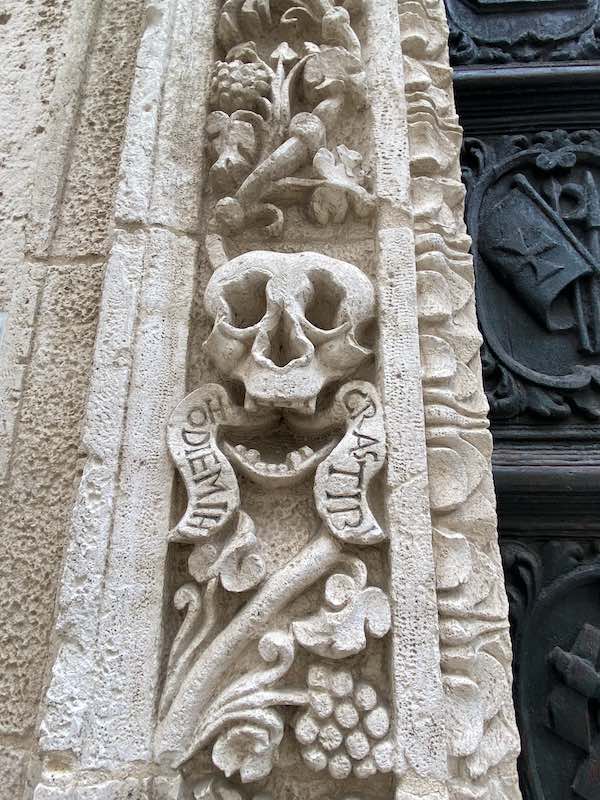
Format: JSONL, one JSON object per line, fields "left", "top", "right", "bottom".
{"left": 447, "top": 1, "right": 600, "bottom": 798}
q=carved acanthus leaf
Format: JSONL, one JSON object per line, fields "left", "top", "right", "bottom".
{"left": 189, "top": 631, "right": 308, "bottom": 782}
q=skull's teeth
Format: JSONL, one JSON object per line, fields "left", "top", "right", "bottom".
{"left": 286, "top": 450, "right": 303, "bottom": 468}
{"left": 227, "top": 442, "right": 321, "bottom": 475}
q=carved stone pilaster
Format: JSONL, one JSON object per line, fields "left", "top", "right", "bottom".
{"left": 30, "top": 3, "right": 520, "bottom": 800}
{"left": 401, "top": 2, "right": 522, "bottom": 798}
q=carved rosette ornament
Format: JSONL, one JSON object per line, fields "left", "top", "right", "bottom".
{"left": 154, "top": 2, "right": 521, "bottom": 800}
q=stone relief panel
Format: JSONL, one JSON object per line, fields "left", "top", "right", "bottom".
{"left": 205, "top": 0, "right": 374, "bottom": 239}
{"left": 156, "top": 5, "right": 395, "bottom": 799}
{"left": 158, "top": 251, "right": 392, "bottom": 797}
{"left": 444, "top": 0, "right": 600, "bottom": 65}
{"left": 502, "top": 538, "right": 600, "bottom": 800}
{"left": 28, "top": 0, "right": 520, "bottom": 798}
{"left": 462, "top": 130, "right": 600, "bottom": 422}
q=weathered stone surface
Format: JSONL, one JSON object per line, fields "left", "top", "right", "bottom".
{"left": 0, "top": 746, "right": 30, "bottom": 800}
{"left": 0, "top": 0, "right": 71, "bottom": 296}
{"left": 0, "top": 262, "right": 104, "bottom": 741}
{"left": 0, "top": 2, "right": 521, "bottom": 800}
{"left": 41, "top": 228, "right": 198, "bottom": 767}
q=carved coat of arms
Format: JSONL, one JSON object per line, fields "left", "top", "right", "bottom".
{"left": 464, "top": 130, "right": 600, "bottom": 420}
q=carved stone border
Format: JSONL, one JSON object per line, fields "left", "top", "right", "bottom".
{"left": 401, "top": 2, "right": 522, "bottom": 798}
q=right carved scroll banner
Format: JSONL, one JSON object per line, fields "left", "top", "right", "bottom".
{"left": 155, "top": 3, "right": 521, "bottom": 800}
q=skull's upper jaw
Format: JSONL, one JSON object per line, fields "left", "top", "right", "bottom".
{"left": 204, "top": 320, "right": 372, "bottom": 417}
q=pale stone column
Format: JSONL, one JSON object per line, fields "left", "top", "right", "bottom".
{"left": 25, "top": 2, "right": 522, "bottom": 800}
{"left": 31, "top": 0, "right": 217, "bottom": 795}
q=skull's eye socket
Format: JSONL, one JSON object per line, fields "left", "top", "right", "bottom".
{"left": 305, "top": 269, "right": 344, "bottom": 330}
{"left": 223, "top": 272, "right": 269, "bottom": 328}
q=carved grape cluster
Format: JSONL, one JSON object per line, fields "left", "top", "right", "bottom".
{"left": 294, "top": 664, "right": 393, "bottom": 780}
{"left": 210, "top": 57, "right": 272, "bottom": 114}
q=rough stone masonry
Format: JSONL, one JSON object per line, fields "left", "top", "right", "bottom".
{"left": 0, "top": 2, "right": 521, "bottom": 800}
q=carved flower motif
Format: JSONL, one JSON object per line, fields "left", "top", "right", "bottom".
{"left": 212, "top": 715, "right": 283, "bottom": 783}
{"left": 294, "top": 664, "right": 394, "bottom": 780}
{"left": 210, "top": 44, "right": 272, "bottom": 115}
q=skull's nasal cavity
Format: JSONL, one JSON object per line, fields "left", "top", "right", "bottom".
{"left": 265, "top": 309, "right": 310, "bottom": 368}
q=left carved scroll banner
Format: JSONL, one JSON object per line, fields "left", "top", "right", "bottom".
{"left": 31, "top": 2, "right": 521, "bottom": 800}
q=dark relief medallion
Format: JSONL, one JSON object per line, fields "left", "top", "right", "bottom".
{"left": 463, "top": 130, "right": 600, "bottom": 421}
{"left": 502, "top": 539, "right": 600, "bottom": 800}
{"left": 445, "top": 0, "right": 600, "bottom": 65}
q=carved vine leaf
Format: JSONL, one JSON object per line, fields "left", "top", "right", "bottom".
{"left": 426, "top": 432, "right": 488, "bottom": 514}
{"left": 309, "top": 145, "right": 375, "bottom": 225}
{"left": 444, "top": 652, "right": 518, "bottom": 783}
{"left": 293, "top": 568, "right": 391, "bottom": 659}
{"left": 189, "top": 511, "right": 266, "bottom": 593}
{"left": 433, "top": 527, "right": 472, "bottom": 591}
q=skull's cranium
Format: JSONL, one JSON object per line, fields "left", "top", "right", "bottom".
{"left": 204, "top": 251, "right": 375, "bottom": 415}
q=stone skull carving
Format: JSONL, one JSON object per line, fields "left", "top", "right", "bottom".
{"left": 204, "top": 251, "right": 375, "bottom": 414}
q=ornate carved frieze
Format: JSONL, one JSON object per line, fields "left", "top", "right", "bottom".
{"left": 502, "top": 538, "right": 600, "bottom": 800}
{"left": 205, "top": 0, "right": 374, "bottom": 239}
{"left": 462, "top": 129, "right": 600, "bottom": 422}
{"left": 445, "top": 0, "right": 600, "bottom": 65}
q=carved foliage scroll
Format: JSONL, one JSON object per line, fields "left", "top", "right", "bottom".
{"left": 445, "top": 0, "right": 600, "bottom": 65}
{"left": 400, "top": 1, "right": 522, "bottom": 798}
